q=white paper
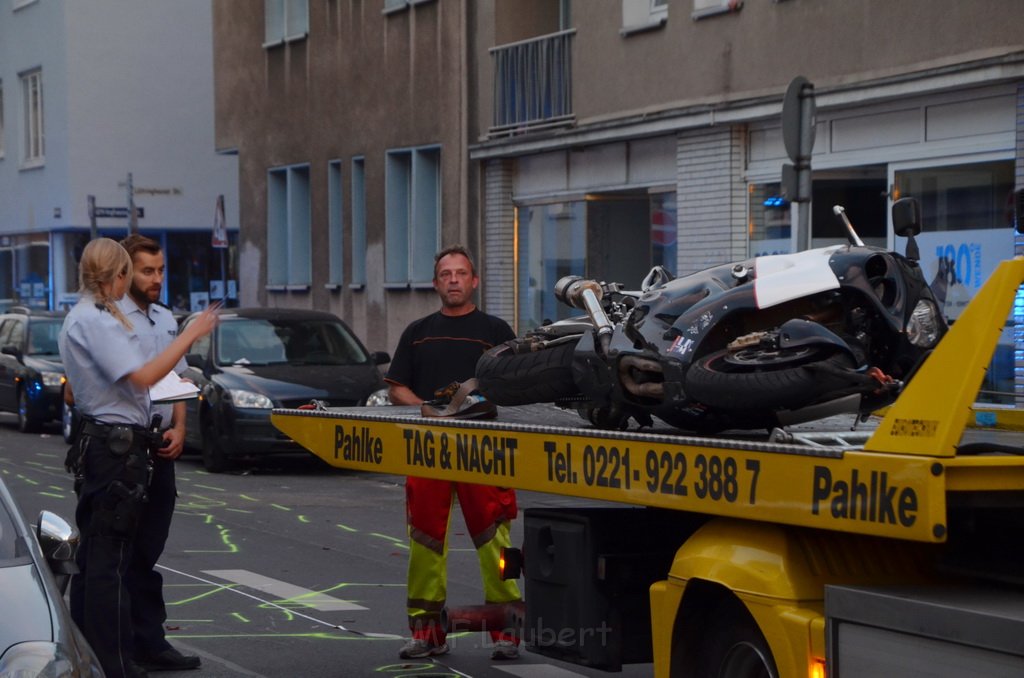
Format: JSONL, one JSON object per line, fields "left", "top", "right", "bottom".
{"left": 149, "top": 372, "right": 199, "bottom": 403}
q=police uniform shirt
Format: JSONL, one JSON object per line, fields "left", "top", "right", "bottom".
{"left": 119, "top": 296, "right": 185, "bottom": 425}
{"left": 59, "top": 299, "right": 149, "bottom": 426}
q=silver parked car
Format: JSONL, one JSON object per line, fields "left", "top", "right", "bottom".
{"left": 0, "top": 476, "right": 101, "bottom": 676}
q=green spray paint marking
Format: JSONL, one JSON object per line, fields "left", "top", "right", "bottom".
{"left": 370, "top": 533, "right": 408, "bottom": 549}
{"left": 230, "top": 612, "right": 250, "bottom": 623}
{"left": 336, "top": 523, "right": 357, "bottom": 533}
{"left": 271, "top": 504, "right": 291, "bottom": 512}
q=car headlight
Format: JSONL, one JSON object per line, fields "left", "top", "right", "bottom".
{"left": 365, "top": 388, "right": 391, "bottom": 407}
{"left": 906, "top": 299, "right": 942, "bottom": 348}
{"left": 0, "top": 641, "right": 79, "bottom": 677}
{"left": 227, "top": 389, "right": 274, "bottom": 409}
{"left": 41, "top": 371, "right": 65, "bottom": 388}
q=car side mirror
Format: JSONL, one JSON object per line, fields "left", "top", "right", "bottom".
{"left": 1, "top": 345, "right": 22, "bottom": 362}
{"left": 372, "top": 351, "right": 391, "bottom": 366}
{"left": 185, "top": 353, "right": 205, "bottom": 369}
{"left": 36, "top": 510, "right": 79, "bottom": 595}
{"left": 892, "top": 197, "right": 921, "bottom": 261}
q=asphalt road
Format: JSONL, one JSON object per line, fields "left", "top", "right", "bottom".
{"left": 0, "top": 416, "right": 653, "bottom": 678}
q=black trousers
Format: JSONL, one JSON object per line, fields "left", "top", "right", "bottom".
{"left": 69, "top": 434, "right": 149, "bottom": 678}
{"left": 127, "top": 455, "right": 176, "bottom": 656}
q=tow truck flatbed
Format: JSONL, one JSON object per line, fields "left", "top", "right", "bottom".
{"left": 272, "top": 257, "right": 1024, "bottom": 678}
{"left": 274, "top": 402, "right": 1024, "bottom": 545}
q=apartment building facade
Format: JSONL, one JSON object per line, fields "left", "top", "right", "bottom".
{"left": 213, "top": 0, "right": 1023, "bottom": 397}
{"left": 213, "top": 0, "right": 474, "bottom": 353}
{"left": 471, "top": 0, "right": 1024, "bottom": 400}
{"left": 0, "top": 0, "right": 239, "bottom": 311}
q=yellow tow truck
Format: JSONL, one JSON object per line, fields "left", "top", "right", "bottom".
{"left": 273, "top": 258, "right": 1024, "bottom": 677}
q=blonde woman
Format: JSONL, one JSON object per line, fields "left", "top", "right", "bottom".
{"left": 59, "top": 238, "right": 216, "bottom": 678}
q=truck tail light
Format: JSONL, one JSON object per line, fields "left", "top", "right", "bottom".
{"left": 499, "top": 547, "right": 523, "bottom": 580}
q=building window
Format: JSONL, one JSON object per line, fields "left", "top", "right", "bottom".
{"left": 621, "top": 0, "right": 668, "bottom": 35}
{"left": 692, "top": 0, "right": 742, "bottom": 20}
{"left": 265, "top": 0, "right": 308, "bottom": 46}
{"left": 20, "top": 69, "right": 43, "bottom": 167}
{"left": 327, "top": 160, "right": 344, "bottom": 287}
{"left": 385, "top": 146, "right": 440, "bottom": 286}
{"left": 0, "top": 80, "right": 5, "bottom": 159}
{"left": 384, "top": 0, "right": 433, "bottom": 14}
{"left": 350, "top": 156, "right": 367, "bottom": 288}
{"left": 266, "top": 165, "right": 311, "bottom": 288}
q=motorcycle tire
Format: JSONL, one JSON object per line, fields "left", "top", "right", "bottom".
{"left": 685, "top": 347, "right": 857, "bottom": 412}
{"left": 476, "top": 340, "right": 578, "bottom": 406}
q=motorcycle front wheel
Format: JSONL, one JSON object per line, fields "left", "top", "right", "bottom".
{"left": 476, "top": 340, "right": 578, "bottom": 406}
{"left": 685, "top": 346, "right": 857, "bottom": 411}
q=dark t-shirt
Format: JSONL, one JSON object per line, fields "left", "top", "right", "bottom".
{"left": 386, "top": 308, "right": 515, "bottom": 401}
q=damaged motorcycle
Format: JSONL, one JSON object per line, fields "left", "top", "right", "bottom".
{"left": 476, "top": 197, "right": 947, "bottom": 433}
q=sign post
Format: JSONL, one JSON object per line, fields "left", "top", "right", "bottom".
{"left": 127, "top": 172, "right": 139, "bottom": 235}
{"left": 212, "top": 195, "right": 228, "bottom": 303}
{"left": 781, "top": 76, "right": 816, "bottom": 252}
{"left": 87, "top": 195, "right": 97, "bottom": 241}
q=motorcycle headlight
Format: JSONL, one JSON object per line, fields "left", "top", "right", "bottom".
{"left": 364, "top": 388, "right": 391, "bottom": 407}
{"left": 41, "top": 371, "right": 65, "bottom": 388}
{"left": 0, "top": 641, "right": 78, "bottom": 677}
{"left": 906, "top": 299, "right": 942, "bottom": 348}
{"left": 227, "top": 389, "right": 274, "bottom": 409}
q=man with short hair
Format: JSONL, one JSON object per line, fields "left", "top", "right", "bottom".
{"left": 386, "top": 245, "right": 522, "bottom": 661}
{"left": 118, "top": 234, "right": 201, "bottom": 671}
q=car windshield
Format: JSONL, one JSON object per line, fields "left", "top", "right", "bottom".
{"left": 215, "top": 318, "right": 371, "bottom": 367}
{"left": 28, "top": 319, "right": 62, "bottom": 356}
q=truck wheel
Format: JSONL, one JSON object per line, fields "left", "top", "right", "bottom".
{"left": 685, "top": 346, "right": 856, "bottom": 412}
{"left": 476, "top": 340, "right": 578, "bottom": 405}
{"left": 696, "top": 596, "right": 777, "bottom": 678}
{"left": 17, "top": 389, "right": 42, "bottom": 433}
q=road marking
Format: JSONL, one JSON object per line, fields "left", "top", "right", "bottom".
{"left": 202, "top": 569, "right": 368, "bottom": 611}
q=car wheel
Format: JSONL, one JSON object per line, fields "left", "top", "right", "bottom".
{"left": 201, "top": 423, "right": 231, "bottom": 473}
{"left": 17, "top": 388, "right": 42, "bottom": 433}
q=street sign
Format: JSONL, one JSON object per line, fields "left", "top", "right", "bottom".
{"left": 93, "top": 206, "right": 145, "bottom": 219}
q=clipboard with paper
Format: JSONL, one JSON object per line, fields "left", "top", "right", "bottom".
{"left": 149, "top": 372, "right": 199, "bottom": 403}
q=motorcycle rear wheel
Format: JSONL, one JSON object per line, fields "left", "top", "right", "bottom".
{"left": 685, "top": 346, "right": 857, "bottom": 411}
{"left": 476, "top": 340, "right": 578, "bottom": 405}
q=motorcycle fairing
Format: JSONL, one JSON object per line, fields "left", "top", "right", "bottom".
{"left": 753, "top": 246, "right": 844, "bottom": 309}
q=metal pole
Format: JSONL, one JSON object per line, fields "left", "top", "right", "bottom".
{"left": 127, "top": 172, "right": 138, "bottom": 235}
{"left": 87, "top": 195, "right": 97, "bottom": 241}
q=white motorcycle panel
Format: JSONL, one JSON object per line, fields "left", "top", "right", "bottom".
{"left": 754, "top": 246, "right": 843, "bottom": 309}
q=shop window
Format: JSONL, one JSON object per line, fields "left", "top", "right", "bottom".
{"left": 515, "top": 191, "right": 674, "bottom": 332}
{"left": 748, "top": 182, "right": 792, "bottom": 257}
{"left": 896, "top": 159, "right": 1015, "bottom": 403}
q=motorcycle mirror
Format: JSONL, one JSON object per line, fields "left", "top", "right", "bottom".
{"left": 892, "top": 197, "right": 922, "bottom": 237}
{"left": 892, "top": 197, "right": 921, "bottom": 261}
{"left": 1014, "top": 189, "right": 1024, "bottom": 234}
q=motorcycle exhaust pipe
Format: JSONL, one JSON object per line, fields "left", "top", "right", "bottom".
{"left": 555, "top": 276, "right": 614, "bottom": 354}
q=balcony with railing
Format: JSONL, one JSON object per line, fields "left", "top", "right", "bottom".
{"left": 489, "top": 29, "right": 575, "bottom": 138}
